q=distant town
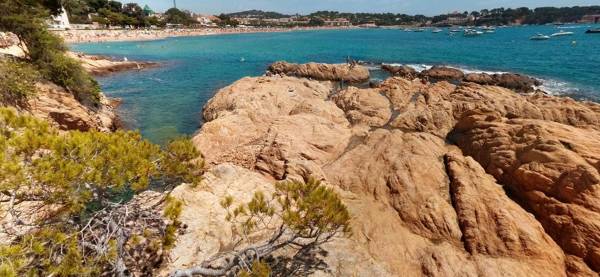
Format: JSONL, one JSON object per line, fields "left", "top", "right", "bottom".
{"left": 50, "top": 1, "right": 600, "bottom": 30}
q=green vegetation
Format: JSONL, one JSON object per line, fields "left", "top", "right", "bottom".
{"left": 0, "top": 108, "right": 203, "bottom": 276}
{"left": 225, "top": 10, "right": 290, "bottom": 19}
{"left": 64, "top": 0, "right": 199, "bottom": 27}
{"left": 173, "top": 177, "right": 351, "bottom": 276}
{"left": 226, "top": 6, "right": 600, "bottom": 27}
{"left": 478, "top": 6, "right": 600, "bottom": 25}
{"left": 0, "top": 0, "right": 101, "bottom": 105}
{"left": 216, "top": 14, "right": 240, "bottom": 27}
{"left": 312, "top": 6, "right": 600, "bottom": 26}
{"left": 164, "top": 8, "right": 196, "bottom": 25}
{"left": 0, "top": 60, "right": 40, "bottom": 107}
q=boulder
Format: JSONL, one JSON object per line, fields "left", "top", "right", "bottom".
{"left": 421, "top": 66, "right": 465, "bottom": 81}
{"left": 381, "top": 64, "right": 418, "bottom": 79}
{"left": 267, "top": 61, "right": 370, "bottom": 83}
{"left": 492, "top": 73, "right": 541, "bottom": 93}
{"left": 428, "top": 70, "right": 542, "bottom": 93}
{"left": 464, "top": 72, "right": 495, "bottom": 85}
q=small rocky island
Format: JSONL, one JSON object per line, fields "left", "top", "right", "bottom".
{"left": 169, "top": 61, "right": 600, "bottom": 276}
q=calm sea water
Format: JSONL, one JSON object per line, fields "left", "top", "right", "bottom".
{"left": 72, "top": 25, "right": 600, "bottom": 144}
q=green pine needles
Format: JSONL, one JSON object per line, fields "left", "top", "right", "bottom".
{"left": 0, "top": 60, "right": 40, "bottom": 107}
{"left": 173, "top": 177, "right": 351, "bottom": 276}
{"left": 0, "top": 108, "right": 203, "bottom": 276}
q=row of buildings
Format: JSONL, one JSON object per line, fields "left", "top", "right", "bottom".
{"left": 234, "top": 16, "right": 352, "bottom": 27}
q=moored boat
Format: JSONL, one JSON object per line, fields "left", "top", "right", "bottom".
{"left": 432, "top": 28, "right": 443, "bottom": 33}
{"left": 586, "top": 28, "right": 600, "bottom": 34}
{"left": 530, "top": 33, "right": 550, "bottom": 40}
{"left": 464, "top": 29, "right": 483, "bottom": 37}
{"left": 551, "top": 30, "right": 574, "bottom": 37}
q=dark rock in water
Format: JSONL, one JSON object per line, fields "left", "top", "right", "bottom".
{"left": 369, "top": 80, "right": 382, "bottom": 88}
{"left": 492, "top": 73, "right": 541, "bottom": 93}
{"left": 421, "top": 66, "right": 464, "bottom": 81}
{"left": 381, "top": 64, "right": 418, "bottom": 79}
{"left": 464, "top": 72, "right": 542, "bottom": 93}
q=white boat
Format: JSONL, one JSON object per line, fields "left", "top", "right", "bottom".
{"left": 530, "top": 33, "right": 550, "bottom": 40}
{"left": 464, "top": 29, "right": 483, "bottom": 37}
{"left": 484, "top": 30, "right": 495, "bottom": 34}
{"left": 432, "top": 28, "right": 443, "bottom": 33}
{"left": 449, "top": 29, "right": 461, "bottom": 33}
{"left": 550, "top": 30, "right": 574, "bottom": 37}
{"left": 414, "top": 28, "right": 426, "bottom": 32}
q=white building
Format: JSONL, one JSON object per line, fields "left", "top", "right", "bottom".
{"left": 49, "top": 7, "right": 71, "bottom": 30}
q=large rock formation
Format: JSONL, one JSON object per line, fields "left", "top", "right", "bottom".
{"left": 384, "top": 64, "right": 543, "bottom": 93}
{"left": 267, "top": 61, "right": 370, "bottom": 83}
{"left": 26, "top": 81, "right": 118, "bottom": 131}
{"left": 451, "top": 114, "right": 600, "bottom": 272}
{"left": 182, "top": 63, "right": 600, "bottom": 276}
{"left": 70, "top": 52, "right": 158, "bottom": 76}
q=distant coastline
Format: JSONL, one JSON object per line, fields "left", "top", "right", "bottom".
{"left": 55, "top": 26, "right": 357, "bottom": 43}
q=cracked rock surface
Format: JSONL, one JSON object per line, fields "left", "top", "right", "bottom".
{"left": 184, "top": 63, "right": 600, "bottom": 276}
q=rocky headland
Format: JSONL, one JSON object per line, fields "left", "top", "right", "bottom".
{"left": 69, "top": 52, "right": 159, "bottom": 76}
{"left": 27, "top": 81, "right": 118, "bottom": 131}
{"left": 19, "top": 52, "right": 157, "bottom": 131}
{"left": 1, "top": 36, "right": 158, "bottom": 131}
{"left": 164, "top": 61, "right": 600, "bottom": 276}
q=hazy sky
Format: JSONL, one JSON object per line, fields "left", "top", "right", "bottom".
{"left": 137, "top": 0, "right": 600, "bottom": 15}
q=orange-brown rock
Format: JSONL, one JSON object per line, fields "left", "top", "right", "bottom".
{"left": 186, "top": 71, "right": 600, "bottom": 276}
{"left": 450, "top": 114, "right": 600, "bottom": 272}
{"left": 421, "top": 65, "right": 464, "bottom": 81}
{"left": 26, "top": 81, "right": 117, "bottom": 131}
{"left": 267, "top": 61, "right": 370, "bottom": 83}
{"left": 381, "top": 64, "right": 419, "bottom": 79}
{"left": 69, "top": 52, "right": 158, "bottom": 76}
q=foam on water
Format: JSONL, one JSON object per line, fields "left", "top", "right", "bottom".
{"left": 382, "top": 62, "right": 586, "bottom": 98}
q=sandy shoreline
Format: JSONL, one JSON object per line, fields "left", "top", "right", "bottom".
{"left": 54, "top": 26, "right": 357, "bottom": 44}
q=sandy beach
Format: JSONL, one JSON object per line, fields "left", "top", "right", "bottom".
{"left": 54, "top": 26, "right": 356, "bottom": 43}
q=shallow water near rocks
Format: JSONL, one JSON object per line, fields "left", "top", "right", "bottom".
{"left": 72, "top": 26, "right": 600, "bottom": 144}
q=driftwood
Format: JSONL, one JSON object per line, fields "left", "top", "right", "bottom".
{"left": 77, "top": 193, "right": 169, "bottom": 276}
{"left": 172, "top": 222, "right": 339, "bottom": 276}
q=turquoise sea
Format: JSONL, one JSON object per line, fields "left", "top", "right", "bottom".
{"left": 72, "top": 25, "right": 600, "bottom": 144}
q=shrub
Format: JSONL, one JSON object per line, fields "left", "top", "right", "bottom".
{"left": 0, "top": 0, "right": 102, "bottom": 106}
{"left": 36, "top": 50, "right": 101, "bottom": 105}
{"left": 0, "top": 108, "right": 204, "bottom": 276}
{"left": 0, "top": 60, "right": 40, "bottom": 107}
{"left": 173, "top": 177, "right": 351, "bottom": 276}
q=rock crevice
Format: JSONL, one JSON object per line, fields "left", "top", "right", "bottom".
{"left": 185, "top": 62, "right": 600, "bottom": 276}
